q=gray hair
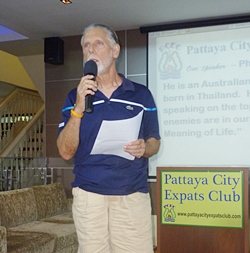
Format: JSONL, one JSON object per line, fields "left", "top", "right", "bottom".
{"left": 80, "top": 24, "right": 120, "bottom": 47}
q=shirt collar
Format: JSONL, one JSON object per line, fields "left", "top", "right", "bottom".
{"left": 119, "top": 74, "right": 135, "bottom": 92}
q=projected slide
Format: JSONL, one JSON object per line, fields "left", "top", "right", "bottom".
{"left": 148, "top": 22, "right": 250, "bottom": 177}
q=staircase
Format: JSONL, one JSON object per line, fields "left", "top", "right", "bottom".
{"left": 0, "top": 88, "right": 46, "bottom": 190}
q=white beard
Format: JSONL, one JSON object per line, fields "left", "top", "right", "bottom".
{"left": 96, "top": 51, "right": 114, "bottom": 75}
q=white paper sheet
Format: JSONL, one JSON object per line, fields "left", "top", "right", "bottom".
{"left": 90, "top": 111, "right": 143, "bottom": 160}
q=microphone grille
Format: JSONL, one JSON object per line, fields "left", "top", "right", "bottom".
{"left": 84, "top": 60, "right": 98, "bottom": 76}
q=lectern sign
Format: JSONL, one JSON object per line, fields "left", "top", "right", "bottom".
{"left": 160, "top": 170, "right": 243, "bottom": 228}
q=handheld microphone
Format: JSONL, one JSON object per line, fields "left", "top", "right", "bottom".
{"left": 84, "top": 60, "right": 98, "bottom": 113}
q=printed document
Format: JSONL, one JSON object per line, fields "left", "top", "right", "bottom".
{"left": 90, "top": 111, "right": 143, "bottom": 160}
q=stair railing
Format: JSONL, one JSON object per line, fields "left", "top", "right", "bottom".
{"left": 0, "top": 104, "right": 45, "bottom": 191}
{"left": 0, "top": 88, "right": 44, "bottom": 154}
{"left": 0, "top": 104, "right": 45, "bottom": 157}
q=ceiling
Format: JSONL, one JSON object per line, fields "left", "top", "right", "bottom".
{"left": 0, "top": 0, "right": 250, "bottom": 56}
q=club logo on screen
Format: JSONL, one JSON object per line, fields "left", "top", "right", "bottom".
{"left": 158, "top": 43, "right": 182, "bottom": 79}
{"left": 163, "top": 204, "right": 176, "bottom": 222}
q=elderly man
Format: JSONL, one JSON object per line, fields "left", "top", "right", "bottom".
{"left": 57, "top": 24, "right": 160, "bottom": 253}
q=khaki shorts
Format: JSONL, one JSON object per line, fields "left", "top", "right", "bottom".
{"left": 72, "top": 187, "right": 153, "bottom": 253}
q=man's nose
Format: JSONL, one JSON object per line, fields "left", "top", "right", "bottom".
{"left": 88, "top": 44, "right": 95, "bottom": 53}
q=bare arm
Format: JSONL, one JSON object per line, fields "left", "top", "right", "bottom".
{"left": 57, "top": 75, "right": 97, "bottom": 160}
{"left": 143, "top": 137, "right": 161, "bottom": 158}
{"left": 57, "top": 115, "right": 81, "bottom": 160}
{"left": 124, "top": 137, "right": 160, "bottom": 159}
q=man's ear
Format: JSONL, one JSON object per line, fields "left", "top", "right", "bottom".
{"left": 113, "top": 43, "right": 120, "bottom": 59}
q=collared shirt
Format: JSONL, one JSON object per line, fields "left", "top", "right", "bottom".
{"left": 58, "top": 74, "right": 160, "bottom": 195}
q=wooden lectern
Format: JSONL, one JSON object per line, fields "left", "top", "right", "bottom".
{"left": 156, "top": 167, "right": 249, "bottom": 253}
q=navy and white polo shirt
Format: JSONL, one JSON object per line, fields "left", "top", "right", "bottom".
{"left": 58, "top": 74, "right": 160, "bottom": 195}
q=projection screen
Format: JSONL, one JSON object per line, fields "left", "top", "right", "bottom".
{"left": 141, "top": 16, "right": 250, "bottom": 178}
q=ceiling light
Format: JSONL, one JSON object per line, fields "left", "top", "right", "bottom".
{"left": 60, "top": 0, "right": 72, "bottom": 4}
